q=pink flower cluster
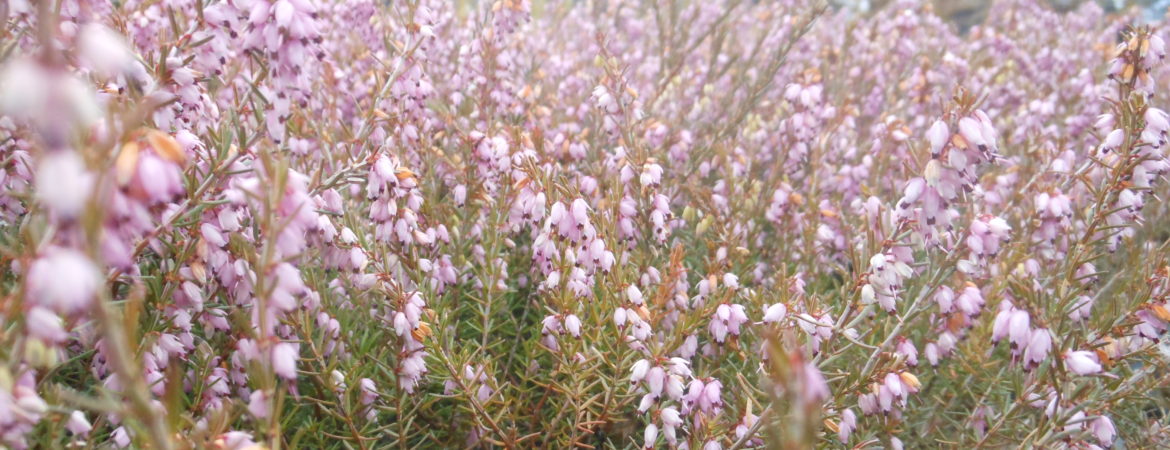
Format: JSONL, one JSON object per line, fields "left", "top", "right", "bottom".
{"left": 1, "top": 0, "right": 1170, "bottom": 448}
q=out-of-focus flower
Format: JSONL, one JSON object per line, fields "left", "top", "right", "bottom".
{"left": 838, "top": 409, "right": 856, "bottom": 443}
{"left": 66, "top": 410, "right": 92, "bottom": 435}
{"left": 1091, "top": 415, "right": 1116, "bottom": 447}
{"left": 762, "top": 303, "right": 787, "bottom": 323}
{"left": 26, "top": 248, "right": 101, "bottom": 315}
{"left": 35, "top": 152, "right": 94, "bottom": 218}
{"left": 271, "top": 343, "right": 299, "bottom": 380}
{"left": 1064, "top": 350, "right": 1102, "bottom": 375}
{"left": 78, "top": 24, "right": 140, "bottom": 79}
{"left": 248, "top": 389, "right": 271, "bottom": 419}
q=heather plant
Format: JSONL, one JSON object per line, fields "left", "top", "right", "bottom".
{"left": 1, "top": 0, "right": 1169, "bottom": 448}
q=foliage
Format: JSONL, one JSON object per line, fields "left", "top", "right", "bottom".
{"left": 0, "top": 0, "right": 1169, "bottom": 448}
